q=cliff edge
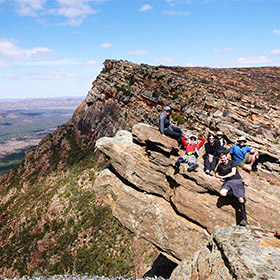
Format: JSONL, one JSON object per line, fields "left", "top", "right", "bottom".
{"left": 94, "top": 124, "right": 280, "bottom": 279}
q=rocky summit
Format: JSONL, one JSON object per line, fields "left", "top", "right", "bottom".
{"left": 1, "top": 59, "right": 280, "bottom": 279}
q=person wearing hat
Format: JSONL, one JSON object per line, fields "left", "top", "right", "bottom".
{"left": 159, "top": 106, "right": 183, "bottom": 142}
{"left": 229, "top": 136, "right": 259, "bottom": 172}
{"left": 204, "top": 133, "right": 220, "bottom": 176}
{"left": 216, "top": 131, "right": 228, "bottom": 148}
{"left": 216, "top": 151, "right": 248, "bottom": 226}
{"left": 175, "top": 134, "right": 206, "bottom": 171}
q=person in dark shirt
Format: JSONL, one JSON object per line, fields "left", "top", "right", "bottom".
{"left": 216, "top": 131, "right": 227, "bottom": 148}
{"left": 215, "top": 152, "right": 248, "bottom": 226}
{"left": 204, "top": 133, "right": 220, "bottom": 176}
{"left": 158, "top": 106, "right": 183, "bottom": 143}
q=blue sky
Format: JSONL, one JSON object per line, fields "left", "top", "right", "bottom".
{"left": 0, "top": 0, "right": 280, "bottom": 99}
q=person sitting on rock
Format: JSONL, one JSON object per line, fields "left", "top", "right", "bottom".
{"left": 230, "top": 136, "right": 259, "bottom": 172}
{"left": 159, "top": 106, "right": 183, "bottom": 144}
{"left": 215, "top": 130, "right": 229, "bottom": 150}
{"left": 216, "top": 151, "right": 248, "bottom": 226}
{"left": 175, "top": 135, "right": 206, "bottom": 172}
{"left": 204, "top": 133, "right": 220, "bottom": 176}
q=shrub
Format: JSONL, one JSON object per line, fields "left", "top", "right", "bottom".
{"left": 171, "top": 113, "right": 185, "bottom": 125}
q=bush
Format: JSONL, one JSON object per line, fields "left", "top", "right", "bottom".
{"left": 171, "top": 113, "right": 185, "bottom": 125}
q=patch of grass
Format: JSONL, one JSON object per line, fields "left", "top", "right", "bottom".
{"left": 115, "top": 86, "right": 133, "bottom": 97}
{"left": 0, "top": 149, "right": 137, "bottom": 278}
{"left": 171, "top": 113, "right": 185, "bottom": 125}
{"left": 152, "top": 91, "right": 161, "bottom": 98}
{"left": 156, "top": 74, "right": 166, "bottom": 81}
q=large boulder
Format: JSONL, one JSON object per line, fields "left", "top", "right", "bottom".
{"left": 94, "top": 123, "right": 280, "bottom": 277}
{"left": 170, "top": 226, "right": 280, "bottom": 280}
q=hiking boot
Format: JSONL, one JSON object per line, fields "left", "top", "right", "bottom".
{"left": 239, "top": 219, "right": 248, "bottom": 227}
{"left": 188, "top": 163, "right": 199, "bottom": 172}
{"left": 205, "top": 169, "right": 210, "bottom": 175}
{"left": 209, "top": 170, "right": 214, "bottom": 176}
{"left": 175, "top": 159, "right": 181, "bottom": 167}
{"left": 252, "top": 165, "right": 258, "bottom": 172}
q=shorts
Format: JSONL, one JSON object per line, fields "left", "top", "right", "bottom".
{"left": 237, "top": 154, "right": 250, "bottom": 168}
{"left": 221, "top": 179, "right": 245, "bottom": 199}
{"left": 181, "top": 154, "right": 197, "bottom": 164}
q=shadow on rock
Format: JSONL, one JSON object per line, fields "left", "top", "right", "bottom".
{"left": 143, "top": 253, "right": 178, "bottom": 279}
{"left": 216, "top": 196, "right": 242, "bottom": 225}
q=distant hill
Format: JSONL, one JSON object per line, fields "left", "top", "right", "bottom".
{"left": 0, "top": 96, "right": 85, "bottom": 110}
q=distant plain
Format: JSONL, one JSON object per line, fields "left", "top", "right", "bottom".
{"left": 0, "top": 97, "right": 84, "bottom": 175}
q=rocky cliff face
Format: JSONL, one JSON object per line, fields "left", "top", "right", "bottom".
{"left": 94, "top": 124, "right": 280, "bottom": 279}
{"left": 1, "top": 59, "right": 280, "bottom": 278}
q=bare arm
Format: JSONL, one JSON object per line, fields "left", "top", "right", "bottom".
{"left": 216, "top": 167, "right": 237, "bottom": 179}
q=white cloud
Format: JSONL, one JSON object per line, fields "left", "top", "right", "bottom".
{"left": 13, "top": 0, "right": 100, "bottom": 25}
{"left": 139, "top": 4, "right": 152, "bottom": 12}
{"left": 56, "top": 0, "right": 98, "bottom": 21}
{"left": 30, "top": 69, "right": 81, "bottom": 80}
{"left": 3, "top": 73, "right": 19, "bottom": 80}
{"left": 271, "top": 29, "right": 280, "bottom": 35}
{"left": 25, "top": 47, "right": 52, "bottom": 57}
{"left": 167, "top": 0, "right": 192, "bottom": 4}
{"left": 270, "top": 49, "right": 280, "bottom": 55}
{"left": 100, "top": 43, "right": 113, "bottom": 48}
{"left": 213, "top": 47, "right": 235, "bottom": 52}
{"left": 17, "top": 59, "right": 80, "bottom": 66}
{"left": 237, "top": 56, "right": 273, "bottom": 65}
{"left": 0, "top": 58, "right": 12, "bottom": 68}
{"left": 0, "top": 38, "right": 52, "bottom": 58}
{"left": 155, "top": 57, "right": 176, "bottom": 64}
{"left": 14, "top": 0, "right": 47, "bottom": 16}
{"left": 85, "top": 60, "right": 98, "bottom": 65}
{"left": 162, "top": 10, "right": 190, "bottom": 16}
{"left": 127, "top": 50, "right": 150, "bottom": 56}
{"left": 59, "top": 18, "right": 84, "bottom": 26}
{"left": 0, "top": 38, "right": 25, "bottom": 57}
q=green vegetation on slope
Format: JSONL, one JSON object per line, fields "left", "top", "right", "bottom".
{"left": 0, "top": 133, "right": 137, "bottom": 278}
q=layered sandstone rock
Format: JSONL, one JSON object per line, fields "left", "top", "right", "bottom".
{"left": 94, "top": 123, "right": 280, "bottom": 279}
{"left": 170, "top": 226, "right": 280, "bottom": 280}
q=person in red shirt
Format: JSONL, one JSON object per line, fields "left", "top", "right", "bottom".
{"left": 175, "top": 135, "right": 206, "bottom": 171}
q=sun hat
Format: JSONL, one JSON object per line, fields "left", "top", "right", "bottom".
{"left": 217, "top": 131, "right": 223, "bottom": 136}
{"left": 164, "top": 106, "right": 171, "bottom": 111}
{"left": 237, "top": 136, "right": 247, "bottom": 143}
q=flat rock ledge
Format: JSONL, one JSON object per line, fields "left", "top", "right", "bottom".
{"left": 94, "top": 123, "right": 280, "bottom": 279}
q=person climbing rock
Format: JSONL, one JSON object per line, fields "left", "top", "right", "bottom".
{"left": 204, "top": 133, "right": 220, "bottom": 176}
{"left": 159, "top": 106, "right": 183, "bottom": 144}
{"left": 230, "top": 136, "right": 259, "bottom": 172}
{"left": 175, "top": 135, "right": 206, "bottom": 172}
{"left": 216, "top": 152, "right": 248, "bottom": 226}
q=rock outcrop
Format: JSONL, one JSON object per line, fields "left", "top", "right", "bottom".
{"left": 94, "top": 123, "right": 280, "bottom": 279}
{"left": 1, "top": 59, "right": 280, "bottom": 278}
{"left": 170, "top": 226, "right": 280, "bottom": 280}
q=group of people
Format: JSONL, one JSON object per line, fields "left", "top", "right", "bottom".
{"left": 159, "top": 106, "right": 259, "bottom": 226}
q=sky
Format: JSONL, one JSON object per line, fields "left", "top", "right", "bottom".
{"left": 0, "top": 0, "right": 280, "bottom": 99}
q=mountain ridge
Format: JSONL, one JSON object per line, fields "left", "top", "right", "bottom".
{"left": 0, "top": 59, "right": 280, "bottom": 279}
